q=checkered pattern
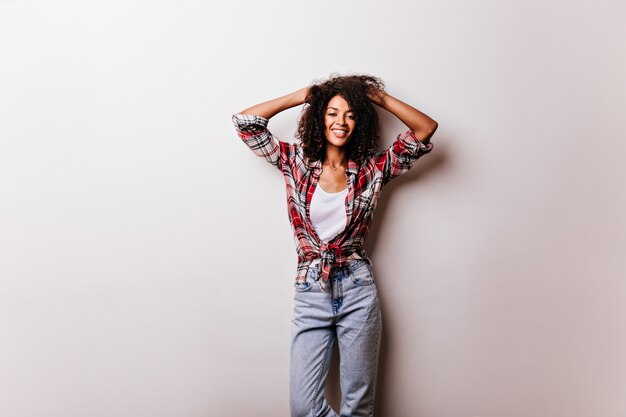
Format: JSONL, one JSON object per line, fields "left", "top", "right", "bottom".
{"left": 232, "top": 113, "right": 433, "bottom": 289}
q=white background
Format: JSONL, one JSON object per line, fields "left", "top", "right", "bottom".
{"left": 1, "top": 0, "right": 625, "bottom": 416}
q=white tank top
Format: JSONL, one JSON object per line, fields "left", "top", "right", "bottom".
{"left": 309, "top": 184, "right": 348, "bottom": 268}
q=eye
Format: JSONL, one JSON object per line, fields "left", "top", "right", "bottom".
{"left": 347, "top": 114, "right": 355, "bottom": 120}
{"left": 328, "top": 112, "right": 337, "bottom": 117}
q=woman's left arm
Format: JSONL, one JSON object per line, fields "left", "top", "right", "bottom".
{"left": 369, "top": 90, "right": 438, "bottom": 144}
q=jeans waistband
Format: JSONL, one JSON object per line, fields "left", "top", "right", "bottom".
{"left": 309, "top": 258, "right": 369, "bottom": 277}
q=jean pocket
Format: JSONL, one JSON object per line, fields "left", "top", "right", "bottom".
{"left": 349, "top": 260, "right": 374, "bottom": 286}
{"left": 294, "top": 279, "right": 312, "bottom": 293}
{"left": 294, "top": 267, "right": 317, "bottom": 293}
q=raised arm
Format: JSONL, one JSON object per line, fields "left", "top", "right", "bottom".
{"left": 239, "top": 87, "right": 309, "bottom": 119}
{"left": 233, "top": 87, "right": 310, "bottom": 171}
{"left": 369, "top": 89, "right": 438, "bottom": 144}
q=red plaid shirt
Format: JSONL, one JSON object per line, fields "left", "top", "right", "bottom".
{"left": 233, "top": 113, "right": 433, "bottom": 289}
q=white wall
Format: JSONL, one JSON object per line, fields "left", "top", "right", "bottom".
{"left": 1, "top": 0, "right": 625, "bottom": 416}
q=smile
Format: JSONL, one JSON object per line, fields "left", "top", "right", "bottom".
{"left": 331, "top": 129, "right": 349, "bottom": 138}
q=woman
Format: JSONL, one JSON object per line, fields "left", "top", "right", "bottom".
{"left": 232, "top": 74, "right": 438, "bottom": 417}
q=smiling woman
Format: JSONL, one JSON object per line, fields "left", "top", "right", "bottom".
{"left": 232, "top": 73, "right": 438, "bottom": 417}
{"left": 324, "top": 95, "right": 355, "bottom": 151}
{"left": 297, "top": 75, "right": 385, "bottom": 168}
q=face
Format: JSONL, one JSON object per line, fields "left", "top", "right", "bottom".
{"left": 323, "top": 95, "right": 356, "bottom": 149}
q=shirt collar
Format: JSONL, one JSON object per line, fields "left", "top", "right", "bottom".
{"left": 308, "top": 157, "right": 359, "bottom": 175}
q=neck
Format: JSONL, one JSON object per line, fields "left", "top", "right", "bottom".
{"left": 324, "top": 145, "right": 348, "bottom": 167}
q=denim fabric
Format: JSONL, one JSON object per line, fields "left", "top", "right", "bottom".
{"left": 290, "top": 259, "right": 382, "bottom": 417}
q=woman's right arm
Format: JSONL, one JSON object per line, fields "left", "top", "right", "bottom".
{"left": 233, "top": 87, "right": 309, "bottom": 171}
{"left": 238, "top": 87, "right": 309, "bottom": 119}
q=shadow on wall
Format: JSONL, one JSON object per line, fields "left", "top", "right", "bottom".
{"left": 323, "top": 134, "right": 448, "bottom": 414}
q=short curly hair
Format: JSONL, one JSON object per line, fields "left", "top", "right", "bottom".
{"left": 296, "top": 74, "right": 385, "bottom": 166}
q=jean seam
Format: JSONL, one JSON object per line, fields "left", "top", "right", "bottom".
{"left": 368, "top": 303, "right": 382, "bottom": 417}
{"left": 312, "top": 333, "right": 336, "bottom": 416}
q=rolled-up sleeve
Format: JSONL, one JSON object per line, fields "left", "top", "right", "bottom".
{"left": 232, "top": 113, "right": 284, "bottom": 171}
{"left": 381, "top": 130, "right": 434, "bottom": 184}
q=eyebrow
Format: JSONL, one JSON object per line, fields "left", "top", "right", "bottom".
{"left": 327, "top": 107, "right": 354, "bottom": 112}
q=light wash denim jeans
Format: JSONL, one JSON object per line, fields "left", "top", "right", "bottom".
{"left": 290, "top": 259, "right": 382, "bottom": 417}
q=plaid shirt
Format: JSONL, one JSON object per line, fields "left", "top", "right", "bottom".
{"left": 233, "top": 113, "right": 433, "bottom": 290}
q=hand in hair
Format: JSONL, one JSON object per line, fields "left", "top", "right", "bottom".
{"left": 366, "top": 85, "right": 387, "bottom": 107}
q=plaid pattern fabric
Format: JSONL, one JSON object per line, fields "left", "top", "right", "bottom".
{"left": 232, "top": 113, "right": 433, "bottom": 290}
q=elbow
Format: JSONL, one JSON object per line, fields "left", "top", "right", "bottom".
{"left": 415, "top": 121, "right": 438, "bottom": 142}
{"left": 429, "top": 121, "right": 438, "bottom": 136}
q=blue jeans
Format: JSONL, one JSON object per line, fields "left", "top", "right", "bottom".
{"left": 290, "top": 259, "right": 382, "bottom": 417}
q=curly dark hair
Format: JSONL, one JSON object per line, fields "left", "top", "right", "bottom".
{"left": 296, "top": 74, "right": 385, "bottom": 166}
